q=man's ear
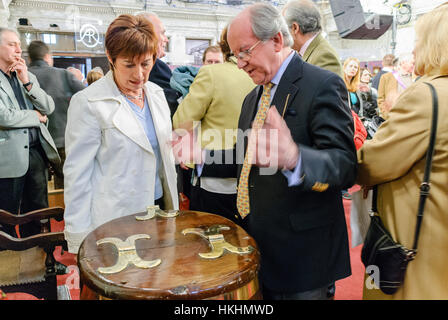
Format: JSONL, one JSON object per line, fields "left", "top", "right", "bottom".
{"left": 272, "top": 31, "right": 284, "bottom": 52}
{"left": 291, "top": 22, "right": 301, "bottom": 36}
{"left": 43, "top": 53, "right": 53, "bottom": 67}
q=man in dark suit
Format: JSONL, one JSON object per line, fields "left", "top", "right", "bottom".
{"left": 28, "top": 41, "right": 85, "bottom": 189}
{"left": 177, "top": 3, "right": 356, "bottom": 300}
{"left": 138, "top": 12, "right": 181, "bottom": 118}
{"left": 371, "top": 53, "right": 395, "bottom": 90}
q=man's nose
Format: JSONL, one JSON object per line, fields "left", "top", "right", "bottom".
{"left": 237, "top": 58, "right": 247, "bottom": 69}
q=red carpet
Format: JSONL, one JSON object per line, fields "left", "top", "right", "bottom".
{"left": 335, "top": 189, "right": 365, "bottom": 300}
{"left": 3, "top": 191, "right": 364, "bottom": 300}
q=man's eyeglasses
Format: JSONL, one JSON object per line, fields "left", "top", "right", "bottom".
{"left": 236, "top": 40, "right": 262, "bottom": 61}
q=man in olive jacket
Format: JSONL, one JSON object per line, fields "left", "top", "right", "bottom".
{"left": 283, "top": 0, "right": 343, "bottom": 78}
{"left": 0, "top": 28, "right": 59, "bottom": 237}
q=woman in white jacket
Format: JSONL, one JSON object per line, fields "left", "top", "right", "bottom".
{"left": 63, "top": 14, "right": 178, "bottom": 253}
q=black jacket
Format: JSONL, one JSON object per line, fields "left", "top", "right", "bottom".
{"left": 29, "top": 60, "right": 85, "bottom": 148}
{"left": 202, "top": 53, "right": 357, "bottom": 293}
{"left": 149, "top": 59, "right": 181, "bottom": 118}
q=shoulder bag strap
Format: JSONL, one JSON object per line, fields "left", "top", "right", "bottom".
{"left": 370, "top": 82, "right": 438, "bottom": 256}
{"left": 412, "top": 82, "right": 439, "bottom": 252}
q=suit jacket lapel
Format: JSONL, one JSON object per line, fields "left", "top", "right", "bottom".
{"left": 240, "top": 86, "right": 262, "bottom": 132}
{"left": 271, "top": 52, "right": 303, "bottom": 117}
{"left": 0, "top": 71, "right": 21, "bottom": 110}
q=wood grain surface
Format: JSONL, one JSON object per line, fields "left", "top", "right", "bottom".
{"left": 78, "top": 210, "right": 260, "bottom": 300}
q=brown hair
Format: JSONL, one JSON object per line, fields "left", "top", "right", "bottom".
{"left": 360, "top": 67, "right": 371, "bottom": 79}
{"left": 28, "top": 40, "right": 50, "bottom": 62}
{"left": 105, "top": 14, "right": 158, "bottom": 69}
{"left": 202, "top": 45, "right": 222, "bottom": 63}
{"left": 218, "top": 26, "right": 232, "bottom": 62}
{"left": 382, "top": 54, "right": 395, "bottom": 67}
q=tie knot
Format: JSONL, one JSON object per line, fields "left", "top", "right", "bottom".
{"left": 263, "top": 82, "right": 273, "bottom": 93}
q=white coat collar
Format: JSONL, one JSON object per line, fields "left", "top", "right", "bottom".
{"left": 87, "top": 71, "right": 167, "bottom": 155}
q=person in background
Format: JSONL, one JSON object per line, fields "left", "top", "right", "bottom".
{"left": 371, "top": 53, "right": 395, "bottom": 90}
{"left": 282, "top": 0, "right": 343, "bottom": 78}
{"left": 172, "top": 26, "right": 255, "bottom": 226}
{"left": 377, "top": 52, "right": 414, "bottom": 120}
{"left": 0, "top": 28, "right": 59, "bottom": 238}
{"left": 137, "top": 12, "right": 181, "bottom": 118}
{"left": 343, "top": 57, "right": 362, "bottom": 115}
{"left": 202, "top": 45, "right": 223, "bottom": 65}
{"left": 357, "top": 3, "right": 448, "bottom": 299}
{"left": 67, "top": 66, "right": 86, "bottom": 86}
{"left": 358, "top": 67, "right": 378, "bottom": 119}
{"left": 86, "top": 67, "right": 104, "bottom": 85}
{"left": 63, "top": 14, "right": 178, "bottom": 254}
{"left": 341, "top": 57, "right": 363, "bottom": 201}
{"left": 28, "top": 40, "right": 85, "bottom": 190}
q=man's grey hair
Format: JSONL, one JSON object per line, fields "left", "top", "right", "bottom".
{"left": 282, "top": 0, "right": 322, "bottom": 35}
{"left": 249, "top": 3, "right": 294, "bottom": 48}
{"left": 0, "top": 27, "right": 19, "bottom": 44}
{"left": 135, "top": 11, "right": 158, "bottom": 22}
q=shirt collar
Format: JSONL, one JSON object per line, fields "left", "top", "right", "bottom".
{"left": 270, "top": 50, "right": 295, "bottom": 87}
{"left": 29, "top": 59, "right": 49, "bottom": 67}
{"left": 0, "top": 69, "right": 16, "bottom": 80}
{"left": 299, "top": 33, "right": 319, "bottom": 57}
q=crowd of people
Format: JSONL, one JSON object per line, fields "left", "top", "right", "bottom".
{"left": 0, "top": 0, "right": 447, "bottom": 300}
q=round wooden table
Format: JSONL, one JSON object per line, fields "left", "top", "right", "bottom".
{"left": 78, "top": 210, "right": 260, "bottom": 300}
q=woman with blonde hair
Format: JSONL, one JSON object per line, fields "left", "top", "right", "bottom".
{"left": 343, "top": 57, "right": 362, "bottom": 115}
{"left": 357, "top": 3, "right": 448, "bottom": 299}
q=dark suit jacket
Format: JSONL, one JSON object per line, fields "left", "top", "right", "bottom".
{"left": 202, "top": 53, "right": 357, "bottom": 293}
{"left": 149, "top": 59, "right": 181, "bottom": 118}
{"left": 29, "top": 60, "right": 85, "bottom": 148}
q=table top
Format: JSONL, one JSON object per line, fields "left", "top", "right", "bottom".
{"left": 78, "top": 210, "right": 260, "bottom": 300}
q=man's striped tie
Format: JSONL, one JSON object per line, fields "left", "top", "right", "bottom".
{"left": 236, "top": 82, "right": 273, "bottom": 218}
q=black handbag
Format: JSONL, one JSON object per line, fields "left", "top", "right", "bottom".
{"left": 361, "top": 82, "right": 439, "bottom": 295}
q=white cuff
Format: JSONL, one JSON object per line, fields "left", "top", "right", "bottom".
{"left": 64, "top": 229, "right": 90, "bottom": 254}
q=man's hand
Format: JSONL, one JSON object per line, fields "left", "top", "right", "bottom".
{"left": 171, "top": 128, "right": 203, "bottom": 165}
{"left": 9, "top": 57, "right": 30, "bottom": 85}
{"left": 35, "top": 110, "right": 47, "bottom": 123}
{"left": 249, "top": 106, "right": 299, "bottom": 170}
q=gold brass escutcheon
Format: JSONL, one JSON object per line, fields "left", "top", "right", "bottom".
{"left": 182, "top": 225, "right": 254, "bottom": 259}
{"left": 96, "top": 234, "right": 161, "bottom": 274}
{"left": 135, "top": 205, "right": 179, "bottom": 221}
{"left": 311, "top": 181, "right": 329, "bottom": 192}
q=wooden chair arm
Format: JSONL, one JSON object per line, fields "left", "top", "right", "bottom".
{"left": 0, "top": 230, "right": 66, "bottom": 251}
{"left": 0, "top": 207, "right": 64, "bottom": 226}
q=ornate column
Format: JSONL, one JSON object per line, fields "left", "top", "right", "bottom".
{"left": 0, "top": 0, "right": 12, "bottom": 28}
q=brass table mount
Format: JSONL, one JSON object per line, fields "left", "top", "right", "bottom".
{"left": 182, "top": 225, "right": 254, "bottom": 259}
{"left": 135, "top": 205, "right": 179, "bottom": 221}
{"left": 95, "top": 234, "right": 161, "bottom": 274}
